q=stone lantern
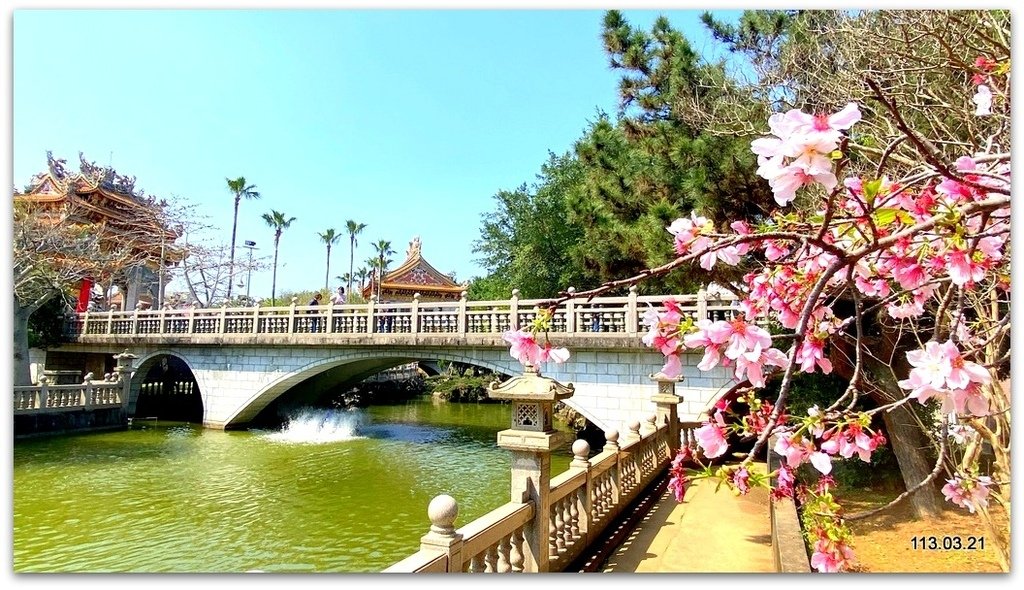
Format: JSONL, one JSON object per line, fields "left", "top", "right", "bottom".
{"left": 487, "top": 363, "right": 575, "bottom": 572}
{"left": 650, "top": 371, "right": 683, "bottom": 456}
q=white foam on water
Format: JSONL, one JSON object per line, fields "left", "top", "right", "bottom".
{"left": 263, "top": 407, "right": 365, "bottom": 444}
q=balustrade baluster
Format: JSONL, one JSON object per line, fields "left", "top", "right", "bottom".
{"left": 484, "top": 544, "right": 498, "bottom": 573}
{"left": 548, "top": 511, "right": 559, "bottom": 559}
{"left": 497, "top": 535, "right": 511, "bottom": 573}
{"left": 569, "top": 491, "right": 580, "bottom": 541}
{"left": 561, "top": 499, "right": 572, "bottom": 548}
{"left": 510, "top": 530, "right": 525, "bottom": 572}
{"left": 468, "top": 554, "right": 485, "bottom": 573}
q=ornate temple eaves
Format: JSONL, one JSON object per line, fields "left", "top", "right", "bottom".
{"left": 363, "top": 236, "right": 468, "bottom": 302}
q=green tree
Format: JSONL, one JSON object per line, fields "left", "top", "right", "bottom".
{"left": 261, "top": 209, "right": 296, "bottom": 306}
{"left": 561, "top": 11, "right": 777, "bottom": 293}
{"left": 345, "top": 220, "right": 367, "bottom": 302}
{"left": 472, "top": 151, "right": 591, "bottom": 300}
{"left": 317, "top": 228, "right": 341, "bottom": 291}
{"left": 225, "top": 177, "right": 261, "bottom": 300}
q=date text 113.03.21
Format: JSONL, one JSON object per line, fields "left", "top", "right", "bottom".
{"left": 911, "top": 536, "right": 985, "bottom": 550}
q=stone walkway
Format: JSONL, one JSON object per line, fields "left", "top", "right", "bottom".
{"left": 600, "top": 462, "right": 775, "bottom": 573}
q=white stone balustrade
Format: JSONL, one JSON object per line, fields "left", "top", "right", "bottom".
{"left": 383, "top": 417, "right": 677, "bottom": 573}
{"left": 65, "top": 288, "right": 738, "bottom": 342}
{"left": 12, "top": 373, "right": 126, "bottom": 414}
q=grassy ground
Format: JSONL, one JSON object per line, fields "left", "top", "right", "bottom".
{"left": 838, "top": 487, "right": 1008, "bottom": 573}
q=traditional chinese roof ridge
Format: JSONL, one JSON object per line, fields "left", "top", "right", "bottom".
{"left": 361, "top": 237, "right": 467, "bottom": 300}
{"left": 385, "top": 239, "right": 461, "bottom": 288}
{"left": 15, "top": 152, "right": 185, "bottom": 264}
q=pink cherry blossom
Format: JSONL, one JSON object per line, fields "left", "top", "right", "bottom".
{"left": 810, "top": 538, "right": 856, "bottom": 573}
{"left": 942, "top": 475, "right": 993, "bottom": 513}
{"left": 694, "top": 422, "right": 729, "bottom": 459}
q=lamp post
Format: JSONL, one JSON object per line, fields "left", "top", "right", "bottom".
{"left": 243, "top": 240, "right": 257, "bottom": 299}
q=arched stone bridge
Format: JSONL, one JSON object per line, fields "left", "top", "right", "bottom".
{"left": 60, "top": 289, "right": 741, "bottom": 432}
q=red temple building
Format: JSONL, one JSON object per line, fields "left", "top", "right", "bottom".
{"left": 14, "top": 152, "right": 183, "bottom": 311}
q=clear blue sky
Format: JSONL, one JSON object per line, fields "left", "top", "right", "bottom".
{"left": 10, "top": 6, "right": 739, "bottom": 300}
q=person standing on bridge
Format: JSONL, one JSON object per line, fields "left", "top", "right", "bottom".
{"left": 308, "top": 292, "right": 323, "bottom": 332}
{"left": 330, "top": 286, "right": 346, "bottom": 306}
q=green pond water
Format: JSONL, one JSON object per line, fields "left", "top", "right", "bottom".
{"left": 12, "top": 397, "right": 575, "bottom": 573}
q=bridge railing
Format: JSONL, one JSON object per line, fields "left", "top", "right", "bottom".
{"left": 65, "top": 288, "right": 739, "bottom": 340}
{"left": 13, "top": 374, "right": 125, "bottom": 414}
{"left": 382, "top": 415, "right": 673, "bottom": 573}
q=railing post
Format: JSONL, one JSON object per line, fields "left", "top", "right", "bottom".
{"left": 83, "top": 373, "right": 94, "bottom": 409}
{"left": 509, "top": 288, "right": 520, "bottom": 330}
{"left": 411, "top": 293, "right": 420, "bottom": 335}
{"left": 623, "top": 420, "right": 641, "bottom": 445}
{"left": 640, "top": 414, "right": 657, "bottom": 438}
{"left": 571, "top": 439, "right": 592, "bottom": 548}
{"left": 650, "top": 371, "right": 682, "bottom": 457}
{"left": 457, "top": 291, "right": 467, "bottom": 336}
{"left": 130, "top": 307, "right": 139, "bottom": 335}
{"left": 697, "top": 286, "right": 708, "bottom": 321}
{"left": 113, "top": 350, "right": 138, "bottom": 412}
{"left": 565, "top": 287, "right": 576, "bottom": 334}
{"left": 106, "top": 307, "right": 115, "bottom": 335}
{"left": 367, "top": 295, "right": 377, "bottom": 334}
{"left": 326, "top": 298, "right": 335, "bottom": 334}
{"left": 251, "top": 303, "right": 260, "bottom": 334}
{"left": 626, "top": 285, "right": 638, "bottom": 335}
{"left": 188, "top": 305, "right": 197, "bottom": 335}
{"left": 36, "top": 375, "right": 50, "bottom": 410}
{"left": 81, "top": 311, "right": 90, "bottom": 337}
{"left": 418, "top": 494, "right": 464, "bottom": 572}
{"left": 288, "top": 297, "right": 298, "bottom": 334}
{"left": 159, "top": 307, "right": 167, "bottom": 335}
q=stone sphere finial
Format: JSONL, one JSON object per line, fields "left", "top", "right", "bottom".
{"left": 647, "top": 414, "right": 658, "bottom": 425}
{"left": 604, "top": 429, "right": 619, "bottom": 444}
{"left": 414, "top": 293, "right": 421, "bottom": 300}
{"left": 629, "top": 420, "right": 641, "bottom": 434}
{"left": 511, "top": 288, "right": 520, "bottom": 298}
{"left": 629, "top": 285, "right": 638, "bottom": 293}
{"left": 460, "top": 290, "right": 468, "bottom": 300}
{"left": 427, "top": 494, "right": 459, "bottom": 536}
{"left": 567, "top": 286, "right": 576, "bottom": 295}
{"left": 572, "top": 439, "right": 590, "bottom": 461}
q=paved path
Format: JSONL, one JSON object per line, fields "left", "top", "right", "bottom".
{"left": 600, "top": 462, "right": 775, "bottom": 573}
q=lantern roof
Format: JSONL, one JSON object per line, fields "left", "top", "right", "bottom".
{"left": 487, "top": 364, "right": 574, "bottom": 403}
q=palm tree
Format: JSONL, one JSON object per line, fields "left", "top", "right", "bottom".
{"left": 364, "top": 256, "right": 381, "bottom": 299}
{"left": 372, "top": 239, "right": 395, "bottom": 301}
{"left": 317, "top": 228, "right": 341, "bottom": 291}
{"left": 345, "top": 220, "right": 367, "bottom": 303}
{"left": 355, "top": 266, "right": 370, "bottom": 293}
{"left": 261, "top": 209, "right": 296, "bottom": 306}
{"left": 225, "top": 177, "right": 261, "bottom": 300}
{"left": 335, "top": 272, "right": 352, "bottom": 289}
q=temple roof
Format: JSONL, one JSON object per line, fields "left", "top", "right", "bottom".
{"left": 362, "top": 236, "right": 467, "bottom": 301}
{"left": 14, "top": 152, "right": 184, "bottom": 263}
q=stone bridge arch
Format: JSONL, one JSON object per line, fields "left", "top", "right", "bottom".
{"left": 220, "top": 349, "right": 522, "bottom": 428}
{"left": 129, "top": 349, "right": 203, "bottom": 422}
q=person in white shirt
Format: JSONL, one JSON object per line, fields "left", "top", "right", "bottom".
{"left": 330, "top": 286, "right": 346, "bottom": 305}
